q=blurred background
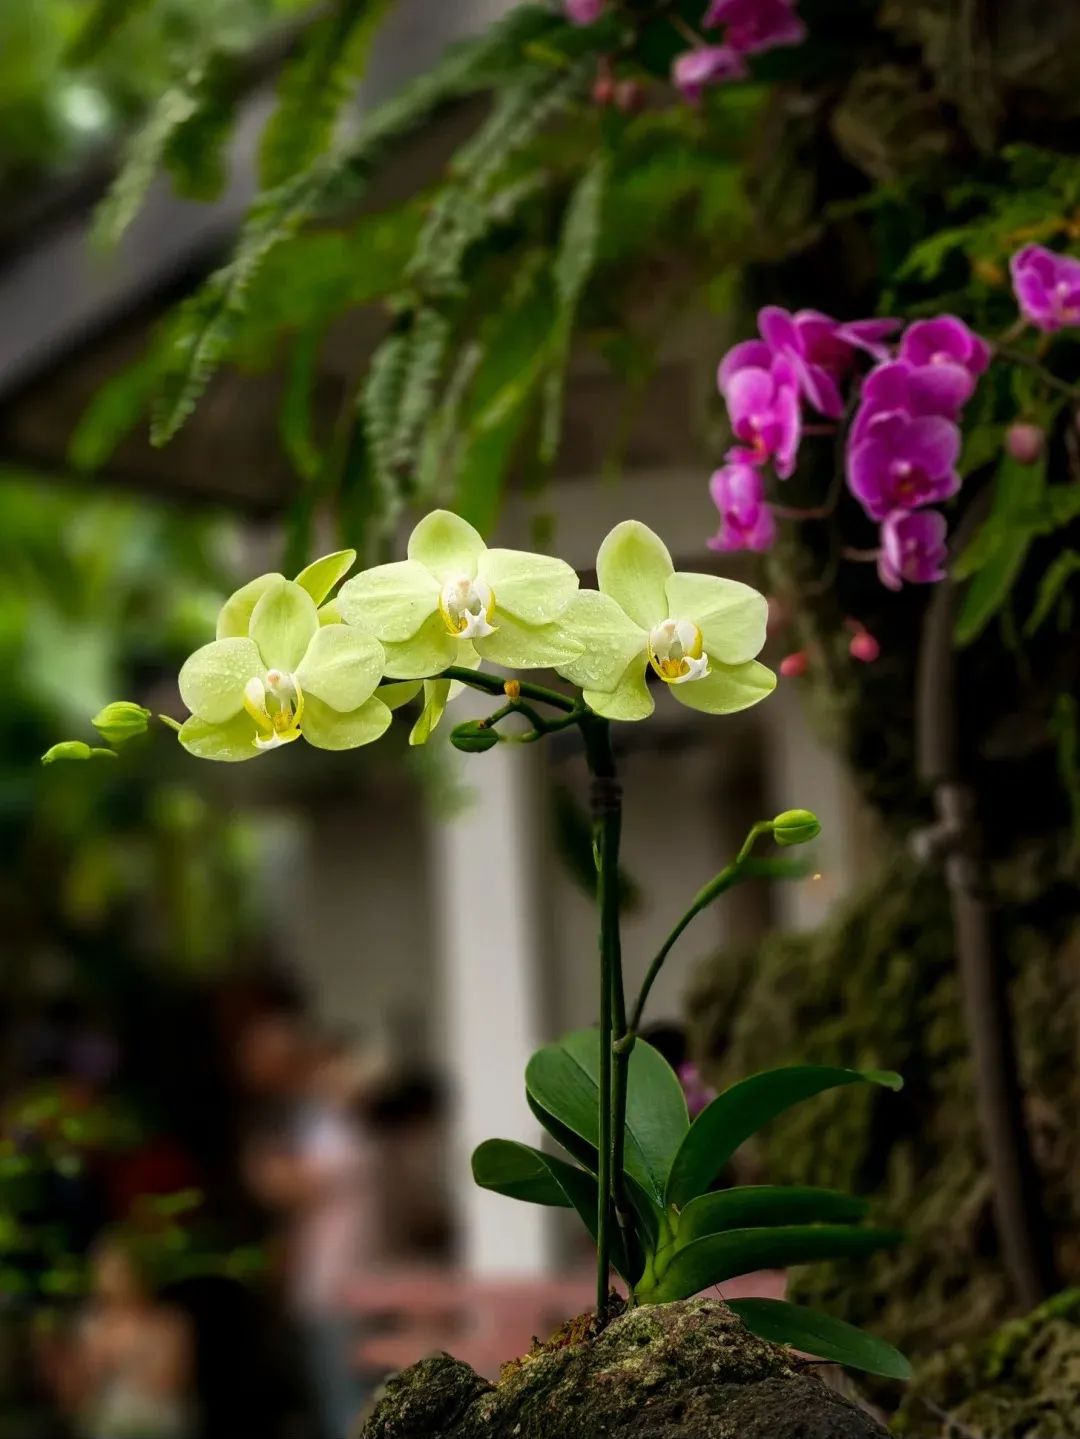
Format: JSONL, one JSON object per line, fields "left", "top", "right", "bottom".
{"left": 4, "top": 0, "right": 1080, "bottom": 1436}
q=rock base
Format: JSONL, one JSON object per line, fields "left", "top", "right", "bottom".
{"left": 360, "top": 1297, "right": 890, "bottom": 1438}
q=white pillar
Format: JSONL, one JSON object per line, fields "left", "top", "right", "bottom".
{"left": 430, "top": 698, "right": 551, "bottom": 1277}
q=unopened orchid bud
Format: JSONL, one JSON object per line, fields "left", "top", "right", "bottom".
{"left": 615, "top": 80, "right": 645, "bottom": 113}
{"left": 591, "top": 73, "right": 616, "bottom": 105}
{"left": 41, "top": 741, "right": 116, "bottom": 764}
{"left": 92, "top": 701, "right": 151, "bottom": 744}
{"left": 779, "top": 650, "right": 808, "bottom": 678}
{"left": 771, "top": 809, "right": 822, "bottom": 846}
{"left": 1006, "top": 422, "right": 1044, "bottom": 465}
{"left": 848, "top": 630, "right": 880, "bottom": 664}
{"left": 450, "top": 721, "right": 500, "bottom": 754}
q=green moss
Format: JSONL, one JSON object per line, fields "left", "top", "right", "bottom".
{"left": 688, "top": 852, "right": 1080, "bottom": 1359}
{"left": 360, "top": 1299, "right": 889, "bottom": 1438}
{"left": 894, "top": 1289, "right": 1080, "bottom": 1437}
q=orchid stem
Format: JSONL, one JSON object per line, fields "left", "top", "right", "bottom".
{"left": 436, "top": 666, "right": 579, "bottom": 713}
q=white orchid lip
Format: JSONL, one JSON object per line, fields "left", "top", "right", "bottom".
{"left": 244, "top": 671, "right": 305, "bottom": 750}
{"left": 438, "top": 575, "right": 498, "bottom": 639}
{"left": 647, "top": 618, "right": 710, "bottom": 685}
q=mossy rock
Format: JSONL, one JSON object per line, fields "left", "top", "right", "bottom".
{"left": 359, "top": 1298, "right": 889, "bottom": 1439}
{"left": 687, "top": 852, "right": 1080, "bottom": 1359}
{"left": 895, "top": 1289, "right": 1080, "bottom": 1437}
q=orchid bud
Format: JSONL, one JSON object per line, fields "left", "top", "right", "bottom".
{"left": 615, "top": 80, "right": 645, "bottom": 113}
{"left": 848, "top": 630, "right": 880, "bottom": 664}
{"left": 779, "top": 650, "right": 808, "bottom": 678}
{"left": 92, "top": 701, "right": 151, "bottom": 744}
{"left": 591, "top": 73, "right": 616, "bottom": 105}
{"left": 771, "top": 809, "right": 821, "bottom": 846}
{"left": 41, "top": 742, "right": 116, "bottom": 764}
{"left": 450, "top": 721, "right": 499, "bottom": 754}
{"left": 1006, "top": 422, "right": 1044, "bottom": 465}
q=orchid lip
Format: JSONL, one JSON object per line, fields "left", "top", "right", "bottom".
{"left": 647, "top": 618, "right": 711, "bottom": 685}
{"left": 438, "top": 575, "right": 497, "bottom": 638}
{"left": 244, "top": 671, "right": 304, "bottom": 750}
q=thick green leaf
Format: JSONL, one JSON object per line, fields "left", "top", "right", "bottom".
{"left": 472, "top": 1138, "right": 634, "bottom": 1281}
{"left": 642, "top": 1225, "right": 902, "bottom": 1304}
{"left": 471, "top": 1139, "right": 575, "bottom": 1206}
{"left": 727, "top": 1299, "right": 911, "bottom": 1381}
{"left": 676, "top": 1187, "right": 870, "bottom": 1247}
{"left": 526, "top": 1030, "right": 689, "bottom": 1203}
{"left": 665, "top": 1066, "right": 901, "bottom": 1208}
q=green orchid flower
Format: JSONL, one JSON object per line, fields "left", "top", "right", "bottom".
{"left": 335, "top": 511, "right": 583, "bottom": 680}
{"left": 177, "top": 577, "right": 390, "bottom": 761}
{"left": 215, "top": 548, "right": 358, "bottom": 637}
{"left": 556, "top": 520, "right": 775, "bottom": 721}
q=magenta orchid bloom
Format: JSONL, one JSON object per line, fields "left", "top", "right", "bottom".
{"left": 897, "top": 316, "right": 989, "bottom": 414}
{"left": 877, "top": 509, "right": 949, "bottom": 590}
{"left": 672, "top": 44, "right": 746, "bottom": 101}
{"left": 564, "top": 0, "right": 605, "bottom": 23}
{"left": 707, "top": 463, "right": 777, "bottom": 553}
{"left": 847, "top": 411, "right": 960, "bottom": 521}
{"left": 752, "top": 307, "right": 900, "bottom": 417}
{"left": 703, "top": 0, "right": 806, "bottom": 52}
{"left": 724, "top": 360, "right": 801, "bottom": 478}
{"left": 677, "top": 1062, "right": 717, "bottom": 1120}
{"left": 851, "top": 358, "right": 977, "bottom": 441}
{"left": 1010, "top": 245, "right": 1080, "bottom": 332}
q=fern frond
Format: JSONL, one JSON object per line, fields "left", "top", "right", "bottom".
{"left": 258, "top": 0, "right": 395, "bottom": 189}
{"left": 162, "top": 53, "right": 240, "bottom": 203}
{"left": 540, "top": 152, "right": 607, "bottom": 466}
{"left": 361, "top": 327, "right": 413, "bottom": 534}
{"left": 391, "top": 308, "right": 452, "bottom": 475}
{"left": 93, "top": 63, "right": 208, "bottom": 247}
{"left": 149, "top": 3, "right": 562, "bottom": 447}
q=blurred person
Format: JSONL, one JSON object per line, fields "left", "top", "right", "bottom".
{"left": 42, "top": 1231, "right": 196, "bottom": 1439}
{"left": 242, "top": 1021, "right": 375, "bottom": 1439}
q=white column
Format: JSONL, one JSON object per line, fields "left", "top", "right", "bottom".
{"left": 430, "top": 697, "right": 551, "bottom": 1277}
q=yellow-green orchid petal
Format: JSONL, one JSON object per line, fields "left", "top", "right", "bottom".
{"left": 249, "top": 579, "right": 319, "bottom": 672}
{"left": 379, "top": 680, "right": 424, "bottom": 711}
{"left": 583, "top": 653, "right": 654, "bottom": 721}
{"left": 216, "top": 573, "right": 283, "bottom": 640}
{"left": 409, "top": 678, "right": 451, "bottom": 746}
{"left": 379, "top": 610, "right": 460, "bottom": 679}
{"left": 178, "top": 711, "right": 261, "bottom": 762}
{"left": 596, "top": 520, "right": 672, "bottom": 630}
{"left": 318, "top": 602, "right": 342, "bottom": 625}
{"left": 477, "top": 548, "right": 579, "bottom": 625}
{"left": 407, "top": 509, "right": 485, "bottom": 582}
{"left": 475, "top": 612, "right": 583, "bottom": 670}
{"left": 301, "top": 694, "right": 392, "bottom": 750}
{"left": 669, "top": 659, "right": 776, "bottom": 715}
{"left": 294, "top": 549, "right": 357, "bottom": 606}
{"left": 556, "top": 590, "right": 645, "bottom": 693}
{"left": 663, "top": 571, "right": 768, "bottom": 666}
{"left": 179, "top": 637, "right": 262, "bottom": 724}
{"left": 294, "top": 625, "right": 384, "bottom": 712}
{"left": 337, "top": 561, "right": 440, "bottom": 642}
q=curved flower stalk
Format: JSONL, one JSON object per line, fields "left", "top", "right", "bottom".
{"left": 556, "top": 520, "right": 774, "bottom": 721}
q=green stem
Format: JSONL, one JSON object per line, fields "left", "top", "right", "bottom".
{"left": 582, "top": 715, "right": 626, "bottom": 1316}
{"left": 437, "top": 666, "right": 579, "bottom": 713}
{"left": 627, "top": 826, "right": 775, "bottom": 1035}
{"left": 995, "top": 344, "right": 1080, "bottom": 401}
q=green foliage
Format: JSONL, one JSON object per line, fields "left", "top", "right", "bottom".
{"left": 474, "top": 1028, "right": 906, "bottom": 1377}
{"left": 258, "top": 0, "right": 394, "bottom": 189}
{"left": 729, "top": 1299, "right": 913, "bottom": 1381}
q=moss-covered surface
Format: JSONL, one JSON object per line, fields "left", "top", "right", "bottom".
{"left": 894, "top": 1289, "right": 1080, "bottom": 1437}
{"left": 687, "top": 853, "right": 1080, "bottom": 1359}
{"left": 359, "top": 1298, "right": 889, "bottom": 1438}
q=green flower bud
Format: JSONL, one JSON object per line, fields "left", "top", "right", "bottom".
{"left": 41, "top": 742, "right": 117, "bottom": 764}
{"left": 450, "top": 721, "right": 500, "bottom": 754}
{"left": 771, "top": 808, "right": 821, "bottom": 846}
{"left": 91, "top": 701, "right": 151, "bottom": 744}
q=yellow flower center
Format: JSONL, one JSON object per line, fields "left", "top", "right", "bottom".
{"left": 647, "top": 619, "right": 710, "bottom": 685}
{"left": 244, "top": 669, "right": 305, "bottom": 750}
{"left": 438, "top": 576, "right": 497, "bottom": 639}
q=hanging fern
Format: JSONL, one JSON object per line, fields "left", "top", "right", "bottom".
{"left": 148, "top": 3, "right": 565, "bottom": 448}
{"left": 540, "top": 151, "right": 608, "bottom": 467}
{"left": 258, "top": 0, "right": 395, "bottom": 189}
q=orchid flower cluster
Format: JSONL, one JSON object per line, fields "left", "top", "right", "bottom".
{"left": 564, "top": 0, "right": 805, "bottom": 104}
{"left": 709, "top": 242, "right": 1080, "bottom": 594}
{"left": 45, "top": 513, "right": 775, "bottom": 765}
